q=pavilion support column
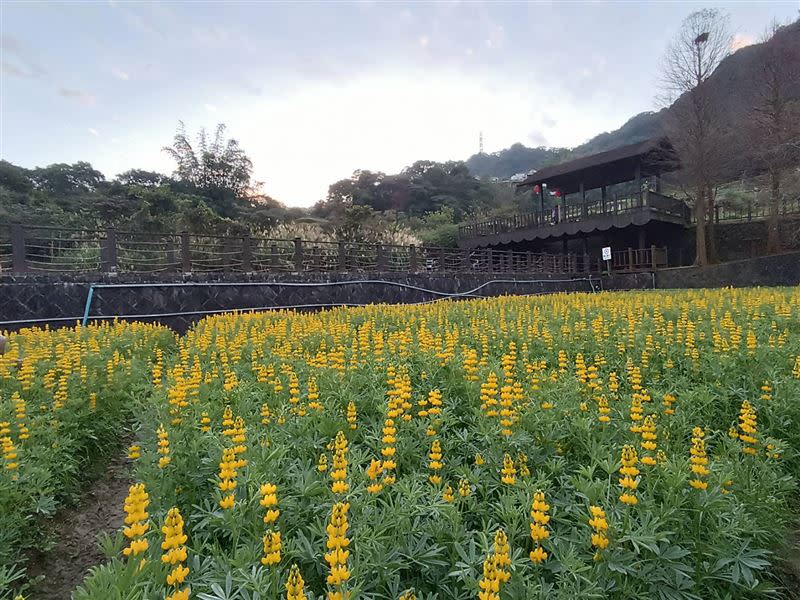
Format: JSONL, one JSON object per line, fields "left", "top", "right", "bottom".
{"left": 562, "top": 237, "right": 568, "bottom": 254}
{"left": 655, "top": 175, "right": 662, "bottom": 193}
{"left": 539, "top": 186, "right": 545, "bottom": 214}
{"left": 635, "top": 161, "right": 643, "bottom": 207}
{"left": 582, "top": 236, "right": 589, "bottom": 255}
{"left": 580, "top": 182, "right": 587, "bottom": 218}
{"left": 638, "top": 227, "right": 646, "bottom": 250}
{"left": 601, "top": 186, "right": 607, "bottom": 212}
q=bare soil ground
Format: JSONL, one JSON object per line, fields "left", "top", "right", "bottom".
{"left": 26, "top": 451, "right": 131, "bottom": 600}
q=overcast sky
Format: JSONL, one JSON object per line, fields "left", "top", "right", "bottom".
{"left": 1, "top": 1, "right": 797, "bottom": 206}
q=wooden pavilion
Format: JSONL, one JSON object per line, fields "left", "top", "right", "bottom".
{"left": 458, "top": 138, "right": 690, "bottom": 265}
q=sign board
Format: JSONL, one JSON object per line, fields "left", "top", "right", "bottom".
{"left": 602, "top": 246, "right": 612, "bottom": 261}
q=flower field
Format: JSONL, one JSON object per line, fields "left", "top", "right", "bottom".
{"left": 3, "top": 288, "right": 800, "bottom": 599}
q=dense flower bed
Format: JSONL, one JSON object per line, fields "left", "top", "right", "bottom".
{"left": 4, "top": 288, "right": 800, "bottom": 599}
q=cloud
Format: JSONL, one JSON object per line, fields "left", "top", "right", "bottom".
{"left": 0, "top": 34, "right": 47, "bottom": 79}
{"left": 88, "top": 128, "right": 100, "bottom": 136}
{"left": 204, "top": 103, "right": 218, "bottom": 113}
{"left": 527, "top": 130, "right": 549, "bottom": 146}
{"left": 418, "top": 35, "right": 430, "bottom": 48}
{"left": 58, "top": 88, "right": 97, "bottom": 107}
{"left": 540, "top": 114, "right": 557, "bottom": 128}
{"left": 731, "top": 33, "right": 754, "bottom": 52}
{"left": 111, "top": 67, "right": 129, "bottom": 80}
{"left": 484, "top": 24, "right": 505, "bottom": 50}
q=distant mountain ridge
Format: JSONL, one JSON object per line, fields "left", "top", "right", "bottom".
{"left": 466, "top": 19, "right": 799, "bottom": 180}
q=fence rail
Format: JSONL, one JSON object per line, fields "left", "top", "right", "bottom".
{"left": 0, "top": 224, "right": 667, "bottom": 276}
{"left": 703, "top": 197, "right": 800, "bottom": 224}
{"left": 460, "top": 191, "right": 800, "bottom": 240}
{"left": 459, "top": 191, "right": 689, "bottom": 239}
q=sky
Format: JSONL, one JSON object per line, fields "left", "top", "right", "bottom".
{"left": 1, "top": 1, "right": 797, "bottom": 207}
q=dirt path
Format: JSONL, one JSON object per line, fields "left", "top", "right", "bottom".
{"left": 26, "top": 451, "right": 131, "bottom": 600}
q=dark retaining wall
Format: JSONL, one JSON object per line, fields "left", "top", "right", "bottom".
{"left": 0, "top": 272, "right": 623, "bottom": 332}
{"left": 2, "top": 252, "right": 797, "bottom": 333}
{"left": 655, "top": 251, "right": 800, "bottom": 289}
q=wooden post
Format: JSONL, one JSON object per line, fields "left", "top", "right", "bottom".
{"left": 241, "top": 235, "right": 252, "bottom": 272}
{"left": 438, "top": 247, "right": 446, "bottom": 271}
{"left": 180, "top": 233, "right": 191, "bottom": 273}
{"left": 635, "top": 161, "right": 643, "bottom": 207}
{"left": 376, "top": 244, "right": 387, "bottom": 271}
{"left": 270, "top": 244, "right": 279, "bottom": 270}
{"left": 583, "top": 252, "right": 590, "bottom": 273}
{"left": 580, "top": 182, "right": 587, "bottom": 218}
{"left": 651, "top": 244, "right": 658, "bottom": 270}
{"left": 601, "top": 185, "right": 607, "bottom": 213}
{"left": 526, "top": 251, "right": 532, "bottom": 272}
{"left": 539, "top": 185, "right": 545, "bottom": 213}
{"left": 461, "top": 249, "right": 470, "bottom": 271}
{"left": 487, "top": 248, "right": 494, "bottom": 273}
{"left": 103, "top": 228, "right": 118, "bottom": 272}
{"left": 409, "top": 244, "right": 418, "bottom": 272}
{"left": 11, "top": 224, "right": 27, "bottom": 273}
{"left": 312, "top": 247, "right": 321, "bottom": 271}
{"left": 338, "top": 240, "right": 346, "bottom": 271}
{"left": 627, "top": 247, "right": 635, "bottom": 271}
{"left": 293, "top": 237, "right": 304, "bottom": 271}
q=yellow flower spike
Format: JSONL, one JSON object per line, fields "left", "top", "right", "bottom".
{"left": 324, "top": 502, "right": 351, "bottom": 596}
{"left": 500, "top": 454, "right": 516, "bottom": 485}
{"left": 529, "top": 490, "right": 551, "bottom": 563}
{"left": 286, "top": 564, "right": 306, "bottom": 600}
{"left": 161, "top": 507, "right": 189, "bottom": 597}
{"left": 618, "top": 445, "right": 640, "bottom": 505}
{"left": 330, "top": 431, "right": 350, "bottom": 494}
{"left": 121, "top": 483, "right": 150, "bottom": 558}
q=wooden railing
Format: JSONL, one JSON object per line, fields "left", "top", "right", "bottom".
{"left": 611, "top": 246, "right": 668, "bottom": 272}
{"left": 459, "top": 191, "right": 690, "bottom": 239}
{"left": 0, "top": 224, "right": 658, "bottom": 276}
{"left": 461, "top": 191, "right": 800, "bottom": 240}
{"left": 702, "top": 197, "right": 800, "bottom": 224}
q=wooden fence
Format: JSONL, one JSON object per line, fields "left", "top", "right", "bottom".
{"left": 0, "top": 224, "right": 667, "bottom": 276}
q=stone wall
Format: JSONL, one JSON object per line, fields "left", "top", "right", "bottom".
{"left": 2, "top": 252, "right": 797, "bottom": 333}
{"left": 655, "top": 250, "right": 800, "bottom": 289}
{"left": 0, "top": 271, "right": 612, "bottom": 332}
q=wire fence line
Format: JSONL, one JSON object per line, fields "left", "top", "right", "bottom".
{"left": 0, "top": 224, "right": 662, "bottom": 276}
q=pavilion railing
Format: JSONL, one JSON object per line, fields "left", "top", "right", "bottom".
{"left": 610, "top": 246, "right": 668, "bottom": 272}
{"left": 0, "top": 224, "right": 668, "bottom": 276}
{"left": 461, "top": 191, "right": 800, "bottom": 240}
{"left": 459, "top": 191, "right": 693, "bottom": 239}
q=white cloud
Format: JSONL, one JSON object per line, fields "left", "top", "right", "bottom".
{"left": 58, "top": 88, "right": 97, "bottom": 107}
{"left": 88, "top": 128, "right": 100, "bottom": 136}
{"left": 204, "top": 71, "right": 613, "bottom": 207}
{"left": 418, "top": 35, "right": 429, "bottom": 47}
{"left": 111, "top": 67, "right": 129, "bottom": 80}
{"left": 204, "top": 103, "right": 218, "bottom": 113}
{"left": 731, "top": 33, "right": 754, "bottom": 52}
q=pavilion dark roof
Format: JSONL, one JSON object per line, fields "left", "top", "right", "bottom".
{"left": 517, "top": 137, "right": 677, "bottom": 195}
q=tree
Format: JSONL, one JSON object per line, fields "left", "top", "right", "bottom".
{"left": 749, "top": 20, "right": 800, "bottom": 253}
{"left": 115, "top": 169, "right": 170, "bottom": 187}
{"left": 163, "top": 122, "right": 253, "bottom": 217}
{"left": 31, "top": 161, "right": 106, "bottom": 196}
{"left": 0, "top": 160, "right": 34, "bottom": 194}
{"left": 661, "top": 9, "right": 732, "bottom": 265}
